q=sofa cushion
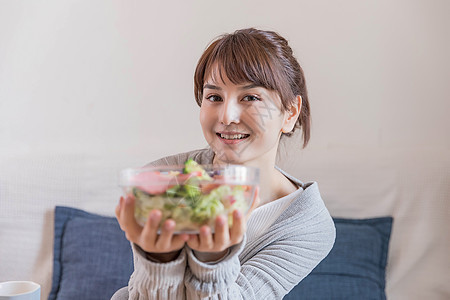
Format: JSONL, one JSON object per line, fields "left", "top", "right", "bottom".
{"left": 49, "top": 206, "right": 392, "bottom": 300}
{"left": 284, "top": 217, "right": 392, "bottom": 300}
{"left": 48, "top": 206, "right": 133, "bottom": 300}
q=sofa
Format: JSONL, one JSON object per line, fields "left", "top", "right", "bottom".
{"left": 0, "top": 145, "right": 448, "bottom": 299}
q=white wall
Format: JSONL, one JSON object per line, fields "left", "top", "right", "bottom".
{"left": 1, "top": 0, "right": 449, "bottom": 161}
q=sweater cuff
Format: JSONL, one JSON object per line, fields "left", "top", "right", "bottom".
{"left": 129, "top": 243, "right": 186, "bottom": 296}
{"left": 186, "top": 235, "right": 246, "bottom": 283}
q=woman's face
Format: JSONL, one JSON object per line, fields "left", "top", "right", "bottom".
{"left": 199, "top": 70, "right": 292, "bottom": 165}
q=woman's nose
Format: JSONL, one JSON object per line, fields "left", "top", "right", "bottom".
{"left": 220, "top": 100, "right": 241, "bottom": 125}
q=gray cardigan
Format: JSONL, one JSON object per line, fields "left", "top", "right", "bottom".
{"left": 113, "top": 148, "right": 336, "bottom": 300}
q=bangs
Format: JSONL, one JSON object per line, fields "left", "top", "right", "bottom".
{"left": 205, "top": 35, "right": 278, "bottom": 88}
{"left": 195, "top": 32, "right": 294, "bottom": 110}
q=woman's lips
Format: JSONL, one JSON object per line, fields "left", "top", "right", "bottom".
{"left": 216, "top": 132, "right": 250, "bottom": 145}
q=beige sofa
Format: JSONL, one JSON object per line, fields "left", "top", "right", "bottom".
{"left": 0, "top": 145, "right": 448, "bottom": 299}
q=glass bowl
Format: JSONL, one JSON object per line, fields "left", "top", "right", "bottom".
{"left": 119, "top": 160, "right": 259, "bottom": 233}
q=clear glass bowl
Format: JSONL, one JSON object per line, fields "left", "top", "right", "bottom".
{"left": 119, "top": 164, "right": 259, "bottom": 233}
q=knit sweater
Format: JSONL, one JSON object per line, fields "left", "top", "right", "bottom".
{"left": 118, "top": 148, "right": 336, "bottom": 300}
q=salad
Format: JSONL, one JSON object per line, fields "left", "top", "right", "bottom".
{"left": 125, "top": 159, "right": 254, "bottom": 232}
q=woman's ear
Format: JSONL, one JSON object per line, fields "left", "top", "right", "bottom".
{"left": 281, "top": 95, "right": 302, "bottom": 133}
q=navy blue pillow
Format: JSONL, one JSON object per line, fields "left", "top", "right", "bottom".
{"left": 284, "top": 217, "right": 393, "bottom": 300}
{"left": 48, "top": 206, "right": 134, "bottom": 300}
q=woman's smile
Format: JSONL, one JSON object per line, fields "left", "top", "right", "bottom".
{"left": 216, "top": 131, "right": 251, "bottom": 144}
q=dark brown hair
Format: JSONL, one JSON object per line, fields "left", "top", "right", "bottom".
{"left": 194, "top": 28, "right": 311, "bottom": 148}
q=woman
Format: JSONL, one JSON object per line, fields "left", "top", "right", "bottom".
{"left": 113, "top": 28, "right": 335, "bottom": 299}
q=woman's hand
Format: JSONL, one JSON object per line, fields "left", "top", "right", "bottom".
{"left": 115, "top": 195, "right": 189, "bottom": 262}
{"left": 187, "top": 187, "right": 260, "bottom": 262}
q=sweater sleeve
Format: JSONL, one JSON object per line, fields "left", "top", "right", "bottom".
{"left": 127, "top": 243, "right": 187, "bottom": 299}
{"left": 184, "top": 238, "right": 246, "bottom": 299}
{"left": 183, "top": 202, "right": 336, "bottom": 299}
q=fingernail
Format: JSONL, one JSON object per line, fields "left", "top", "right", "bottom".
{"left": 150, "top": 210, "right": 160, "bottom": 220}
{"left": 217, "top": 216, "right": 226, "bottom": 226}
{"left": 201, "top": 226, "right": 210, "bottom": 235}
{"left": 165, "top": 220, "right": 174, "bottom": 230}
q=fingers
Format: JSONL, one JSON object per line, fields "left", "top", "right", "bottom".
{"left": 189, "top": 186, "right": 260, "bottom": 252}
{"left": 187, "top": 234, "right": 200, "bottom": 250}
{"left": 159, "top": 222, "right": 189, "bottom": 251}
{"left": 188, "top": 214, "right": 236, "bottom": 253}
{"left": 115, "top": 196, "right": 123, "bottom": 219}
{"left": 140, "top": 212, "right": 188, "bottom": 253}
{"left": 225, "top": 186, "right": 259, "bottom": 245}
{"left": 140, "top": 209, "right": 162, "bottom": 249}
{"left": 156, "top": 219, "right": 176, "bottom": 250}
{"left": 187, "top": 224, "right": 215, "bottom": 252}
{"left": 199, "top": 225, "right": 214, "bottom": 249}
{"left": 123, "top": 195, "right": 137, "bottom": 224}
{"left": 230, "top": 209, "right": 245, "bottom": 244}
{"left": 172, "top": 233, "right": 190, "bottom": 250}
{"left": 116, "top": 196, "right": 188, "bottom": 254}
{"left": 213, "top": 215, "right": 230, "bottom": 251}
{"left": 117, "top": 195, "right": 142, "bottom": 241}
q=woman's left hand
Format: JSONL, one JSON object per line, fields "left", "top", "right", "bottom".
{"left": 187, "top": 187, "right": 260, "bottom": 261}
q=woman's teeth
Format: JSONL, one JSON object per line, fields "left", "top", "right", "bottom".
{"left": 218, "top": 133, "right": 250, "bottom": 140}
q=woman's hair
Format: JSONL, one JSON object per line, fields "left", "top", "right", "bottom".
{"left": 194, "top": 28, "right": 311, "bottom": 148}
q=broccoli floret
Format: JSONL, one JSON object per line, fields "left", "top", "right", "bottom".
{"left": 183, "top": 158, "right": 201, "bottom": 173}
{"left": 183, "top": 158, "right": 212, "bottom": 182}
{"left": 184, "top": 181, "right": 201, "bottom": 199}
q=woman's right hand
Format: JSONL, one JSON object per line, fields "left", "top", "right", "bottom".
{"left": 115, "top": 195, "right": 189, "bottom": 262}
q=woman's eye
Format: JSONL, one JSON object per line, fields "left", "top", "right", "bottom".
{"left": 206, "top": 95, "right": 222, "bottom": 102}
{"left": 243, "top": 95, "right": 261, "bottom": 102}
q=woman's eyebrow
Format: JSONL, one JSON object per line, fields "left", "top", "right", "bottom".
{"left": 241, "top": 83, "right": 261, "bottom": 90}
{"left": 203, "top": 83, "right": 261, "bottom": 90}
{"left": 203, "top": 84, "right": 221, "bottom": 90}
